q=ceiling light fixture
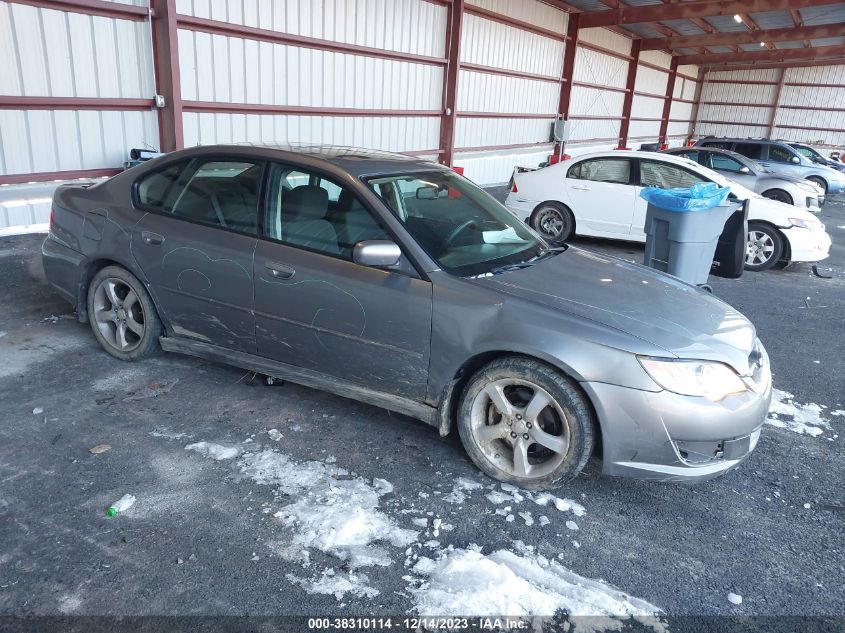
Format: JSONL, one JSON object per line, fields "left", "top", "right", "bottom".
{"left": 733, "top": 14, "right": 743, "bottom": 23}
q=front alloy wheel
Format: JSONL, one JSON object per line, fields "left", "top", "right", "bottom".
{"left": 745, "top": 223, "right": 783, "bottom": 272}
{"left": 457, "top": 357, "right": 594, "bottom": 488}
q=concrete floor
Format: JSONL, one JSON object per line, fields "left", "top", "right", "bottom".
{"left": 0, "top": 194, "right": 843, "bottom": 622}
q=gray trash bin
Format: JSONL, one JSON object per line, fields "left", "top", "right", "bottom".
{"left": 642, "top": 201, "right": 740, "bottom": 286}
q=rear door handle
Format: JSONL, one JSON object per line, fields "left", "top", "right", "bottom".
{"left": 142, "top": 231, "right": 164, "bottom": 245}
{"left": 265, "top": 261, "right": 295, "bottom": 279}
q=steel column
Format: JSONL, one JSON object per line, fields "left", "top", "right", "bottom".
{"left": 439, "top": 0, "right": 464, "bottom": 167}
{"left": 150, "top": 0, "right": 183, "bottom": 152}
{"left": 767, "top": 68, "right": 786, "bottom": 138}
{"left": 617, "top": 40, "right": 641, "bottom": 150}
{"left": 658, "top": 57, "right": 679, "bottom": 146}
{"left": 554, "top": 14, "right": 579, "bottom": 155}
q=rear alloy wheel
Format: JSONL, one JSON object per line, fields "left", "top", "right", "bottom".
{"left": 745, "top": 223, "right": 784, "bottom": 272}
{"left": 806, "top": 176, "right": 828, "bottom": 195}
{"left": 87, "top": 265, "right": 162, "bottom": 360}
{"left": 762, "top": 189, "right": 793, "bottom": 205}
{"left": 457, "top": 357, "right": 594, "bottom": 489}
{"left": 531, "top": 204, "right": 573, "bottom": 242}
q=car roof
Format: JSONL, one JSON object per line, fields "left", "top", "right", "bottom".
{"left": 566, "top": 150, "right": 700, "bottom": 167}
{"left": 668, "top": 146, "right": 752, "bottom": 163}
{"left": 157, "top": 143, "right": 445, "bottom": 178}
{"left": 699, "top": 137, "right": 792, "bottom": 147}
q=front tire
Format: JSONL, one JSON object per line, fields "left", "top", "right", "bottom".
{"left": 531, "top": 203, "right": 574, "bottom": 242}
{"left": 87, "top": 265, "right": 162, "bottom": 360}
{"left": 457, "top": 356, "right": 594, "bottom": 489}
{"left": 745, "top": 222, "right": 784, "bottom": 272}
{"left": 806, "top": 176, "right": 828, "bottom": 195}
{"left": 762, "top": 189, "right": 793, "bottom": 205}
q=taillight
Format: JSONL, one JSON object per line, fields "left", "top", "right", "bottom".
{"left": 49, "top": 207, "right": 55, "bottom": 231}
{"left": 510, "top": 180, "right": 518, "bottom": 193}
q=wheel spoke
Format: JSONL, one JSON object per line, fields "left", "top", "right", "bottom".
{"left": 95, "top": 309, "right": 114, "bottom": 324}
{"left": 125, "top": 314, "right": 144, "bottom": 337}
{"left": 104, "top": 281, "right": 121, "bottom": 307}
{"left": 123, "top": 290, "right": 139, "bottom": 310}
{"left": 476, "top": 423, "right": 505, "bottom": 444}
{"left": 484, "top": 383, "right": 514, "bottom": 417}
{"left": 512, "top": 437, "right": 530, "bottom": 477}
{"left": 116, "top": 322, "right": 129, "bottom": 349}
{"left": 523, "top": 389, "right": 552, "bottom": 424}
{"left": 530, "top": 426, "right": 569, "bottom": 455}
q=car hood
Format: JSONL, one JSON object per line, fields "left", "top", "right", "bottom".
{"left": 746, "top": 196, "right": 820, "bottom": 224}
{"left": 472, "top": 248, "right": 758, "bottom": 374}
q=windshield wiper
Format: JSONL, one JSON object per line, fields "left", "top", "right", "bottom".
{"left": 488, "top": 246, "right": 567, "bottom": 275}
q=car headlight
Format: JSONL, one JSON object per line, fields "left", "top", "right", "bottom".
{"left": 789, "top": 217, "right": 820, "bottom": 229}
{"left": 638, "top": 357, "right": 747, "bottom": 401}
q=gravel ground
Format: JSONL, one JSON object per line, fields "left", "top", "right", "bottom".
{"left": 0, "top": 194, "right": 843, "bottom": 626}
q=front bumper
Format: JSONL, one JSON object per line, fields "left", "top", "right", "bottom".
{"left": 782, "top": 225, "right": 832, "bottom": 263}
{"left": 582, "top": 362, "right": 771, "bottom": 482}
{"left": 827, "top": 179, "right": 845, "bottom": 195}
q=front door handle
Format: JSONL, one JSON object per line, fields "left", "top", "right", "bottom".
{"left": 142, "top": 231, "right": 164, "bottom": 245}
{"left": 265, "top": 261, "right": 295, "bottom": 279}
{"left": 571, "top": 185, "right": 591, "bottom": 191}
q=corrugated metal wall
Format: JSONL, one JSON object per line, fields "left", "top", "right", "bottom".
{"left": 0, "top": 1, "right": 158, "bottom": 179}
{"left": 695, "top": 64, "right": 845, "bottom": 148}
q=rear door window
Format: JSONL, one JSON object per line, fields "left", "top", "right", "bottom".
{"left": 567, "top": 158, "right": 632, "bottom": 185}
{"left": 639, "top": 160, "right": 706, "bottom": 189}
{"left": 136, "top": 161, "right": 189, "bottom": 212}
{"left": 700, "top": 141, "right": 734, "bottom": 151}
{"left": 733, "top": 143, "right": 763, "bottom": 160}
{"left": 708, "top": 153, "right": 746, "bottom": 173}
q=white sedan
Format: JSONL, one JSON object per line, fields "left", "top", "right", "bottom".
{"left": 505, "top": 151, "right": 832, "bottom": 271}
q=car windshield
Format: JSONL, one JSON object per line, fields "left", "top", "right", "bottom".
{"left": 793, "top": 145, "right": 820, "bottom": 160}
{"left": 366, "top": 171, "right": 548, "bottom": 276}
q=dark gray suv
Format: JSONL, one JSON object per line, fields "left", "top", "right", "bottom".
{"left": 695, "top": 137, "right": 845, "bottom": 195}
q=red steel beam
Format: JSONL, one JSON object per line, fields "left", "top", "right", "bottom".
{"left": 0, "top": 96, "right": 154, "bottom": 111}
{"left": 579, "top": 0, "right": 842, "bottom": 28}
{"left": 0, "top": 168, "right": 122, "bottom": 186}
{"left": 460, "top": 63, "right": 562, "bottom": 84}
{"left": 7, "top": 0, "right": 148, "bottom": 20}
{"left": 617, "top": 40, "right": 641, "bottom": 149}
{"left": 151, "top": 0, "right": 183, "bottom": 152}
{"left": 177, "top": 14, "right": 448, "bottom": 67}
{"left": 640, "top": 24, "right": 845, "bottom": 51}
{"left": 703, "top": 59, "right": 845, "bottom": 73}
{"left": 457, "top": 112, "right": 556, "bottom": 119}
{"left": 439, "top": 0, "right": 464, "bottom": 167}
{"left": 183, "top": 102, "right": 441, "bottom": 117}
{"left": 678, "top": 45, "right": 845, "bottom": 66}
{"left": 558, "top": 13, "right": 580, "bottom": 118}
{"left": 766, "top": 68, "right": 786, "bottom": 137}
{"left": 658, "top": 57, "right": 679, "bottom": 146}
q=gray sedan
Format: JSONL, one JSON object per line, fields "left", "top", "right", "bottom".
{"left": 42, "top": 145, "right": 771, "bottom": 488}
{"left": 664, "top": 147, "right": 824, "bottom": 210}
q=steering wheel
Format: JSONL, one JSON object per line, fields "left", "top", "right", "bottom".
{"left": 440, "top": 220, "right": 477, "bottom": 253}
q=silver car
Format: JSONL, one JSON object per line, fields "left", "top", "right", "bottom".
{"left": 41, "top": 144, "right": 771, "bottom": 488}
{"left": 695, "top": 137, "right": 845, "bottom": 195}
{"left": 665, "top": 147, "right": 824, "bottom": 211}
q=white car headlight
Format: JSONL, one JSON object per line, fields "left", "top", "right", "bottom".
{"left": 789, "top": 217, "right": 821, "bottom": 229}
{"left": 638, "top": 357, "right": 747, "bottom": 401}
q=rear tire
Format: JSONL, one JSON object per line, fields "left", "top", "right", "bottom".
{"left": 806, "top": 176, "right": 828, "bottom": 195}
{"left": 530, "top": 203, "right": 574, "bottom": 242}
{"left": 457, "top": 356, "right": 594, "bottom": 489}
{"left": 762, "top": 189, "right": 793, "bottom": 205}
{"left": 745, "top": 222, "right": 784, "bottom": 272}
{"left": 87, "top": 265, "right": 162, "bottom": 361}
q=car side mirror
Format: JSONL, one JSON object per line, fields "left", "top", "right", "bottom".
{"left": 791, "top": 156, "right": 801, "bottom": 164}
{"left": 353, "top": 240, "right": 402, "bottom": 268}
{"left": 738, "top": 166, "right": 750, "bottom": 174}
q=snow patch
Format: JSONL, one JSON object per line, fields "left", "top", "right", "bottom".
{"left": 767, "top": 389, "right": 832, "bottom": 437}
{"left": 185, "top": 442, "right": 240, "bottom": 460}
{"left": 442, "top": 477, "right": 483, "bottom": 504}
{"left": 287, "top": 569, "right": 379, "bottom": 600}
{"left": 239, "top": 449, "right": 417, "bottom": 570}
{"left": 409, "top": 546, "right": 664, "bottom": 625}
{"left": 267, "top": 428, "right": 283, "bottom": 442}
{"left": 149, "top": 429, "right": 188, "bottom": 440}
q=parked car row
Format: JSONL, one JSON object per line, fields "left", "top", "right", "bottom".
{"left": 505, "top": 150, "right": 832, "bottom": 271}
